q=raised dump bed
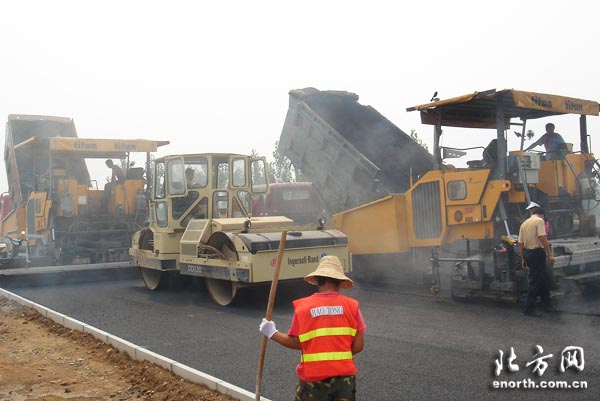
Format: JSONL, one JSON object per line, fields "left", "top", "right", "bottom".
{"left": 5, "top": 114, "right": 87, "bottom": 207}
{"left": 278, "top": 88, "right": 433, "bottom": 217}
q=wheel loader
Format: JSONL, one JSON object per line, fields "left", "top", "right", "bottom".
{"left": 129, "top": 153, "right": 350, "bottom": 306}
{"left": 331, "top": 89, "right": 600, "bottom": 301}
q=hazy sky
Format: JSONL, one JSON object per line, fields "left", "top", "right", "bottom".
{"left": 1, "top": 1, "right": 599, "bottom": 188}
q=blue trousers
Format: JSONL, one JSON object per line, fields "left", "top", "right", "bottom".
{"left": 524, "top": 248, "right": 551, "bottom": 310}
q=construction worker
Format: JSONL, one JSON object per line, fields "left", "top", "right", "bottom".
{"left": 102, "top": 160, "right": 125, "bottom": 212}
{"left": 518, "top": 202, "right": 557, "bottom": 316}
{"left": 105, "top": 159, "right": 125, "bottom": 184}
{"left": 525, "top": 123, "right": 567, "bottom": 160}
{"left": 259, "top": 255, "right": 365, "bottom": 401}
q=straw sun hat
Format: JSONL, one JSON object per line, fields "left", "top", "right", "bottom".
{"left": 304, "top": 255, "right": 353, "bottom": 289}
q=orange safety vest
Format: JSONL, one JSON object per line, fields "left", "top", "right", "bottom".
{"left": 293, "top": 293, "right": 359, "bottom": 382}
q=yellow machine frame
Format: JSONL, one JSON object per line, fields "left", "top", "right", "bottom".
{"left": 1, "top": 136, "right": 169, "bottom": 264}
{"left": 334, "top": 89, "right": 599, "bottom": 256}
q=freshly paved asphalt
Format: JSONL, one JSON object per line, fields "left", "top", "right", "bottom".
{"left": 2, "top": 267, "right": 600, "bottom": 401}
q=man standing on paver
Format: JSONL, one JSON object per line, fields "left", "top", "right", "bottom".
{"left": 525, "top": 122, "right": 568, "bottom": 160}
{"left": 259, "top": 255, "right": 366, "bottom": 400}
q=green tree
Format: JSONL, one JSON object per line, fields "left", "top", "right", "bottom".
{"left": 410, "top": 129, "right": 429, "bottom": 151}
{"left": 251, "top": 142, "right": 305, "bottom": 183}
{"left": 267, "top": 141, "right": 305, "bottom": 183}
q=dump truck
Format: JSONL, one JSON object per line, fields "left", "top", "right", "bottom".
{"left": 0, "top": 114, "right": 169, "bottom": 267}
{"left": 129, "top": 153, "right": 350, "bottom": 306}
{"left": 278, "top": 88, "right": 434, "bottom": 219}
{"left": 331, "top": 89, "right": 600, "bottom": 301}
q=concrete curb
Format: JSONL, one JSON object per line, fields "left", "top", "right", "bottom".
{"left": 0, "top": 288, "right": 271, "bottom": 401}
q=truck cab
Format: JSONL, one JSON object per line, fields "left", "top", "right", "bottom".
{"left": 251, "top": 182, "right": 324, "bottom": 225}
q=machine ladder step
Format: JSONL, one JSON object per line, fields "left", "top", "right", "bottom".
{"left": 561, "top": 271, "right": 600, "bottom": 284}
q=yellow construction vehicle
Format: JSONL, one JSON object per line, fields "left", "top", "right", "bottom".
{"left": 129, "top": 153, "right": 350, "bottom": 306}
{"left": 332, "top": 89, "right": 600, "bottom": 301}
{"left": 0, "top": 114, "right": 168, "bottom": 267}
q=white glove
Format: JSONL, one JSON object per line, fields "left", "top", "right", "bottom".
{"left": 259, "top": 318, "right": 278, "bottom": 339}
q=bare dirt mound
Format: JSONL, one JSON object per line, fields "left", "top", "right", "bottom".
{"left": 0, "top": 298, "right": 236, "bottom": 401}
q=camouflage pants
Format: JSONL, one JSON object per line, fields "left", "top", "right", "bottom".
{"left": 294, "top": 375, "right": 356, "bottom": 401}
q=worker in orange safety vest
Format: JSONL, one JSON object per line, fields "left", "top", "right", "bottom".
{"left": 259, "top": 255, "right": 366, "bottom": 401}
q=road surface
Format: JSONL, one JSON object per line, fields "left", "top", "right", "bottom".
{"left": 3, "top": 271, "right": 599, "bottom": 401}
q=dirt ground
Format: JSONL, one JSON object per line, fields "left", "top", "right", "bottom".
{"left": 0, "top": 297, "right": 237, "bottom": 401}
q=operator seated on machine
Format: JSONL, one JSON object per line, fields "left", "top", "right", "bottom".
{"left": 482, "top": 138, "right": 498, "bottom": 168}
{"left": 525, "top": 123, "right": 569, "bottom": 160}
{"left": 466, "top": 138, "right": 497, "bottom": 169}
{"left": 185, "top": 167, "right": 203, "bottom": 189}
